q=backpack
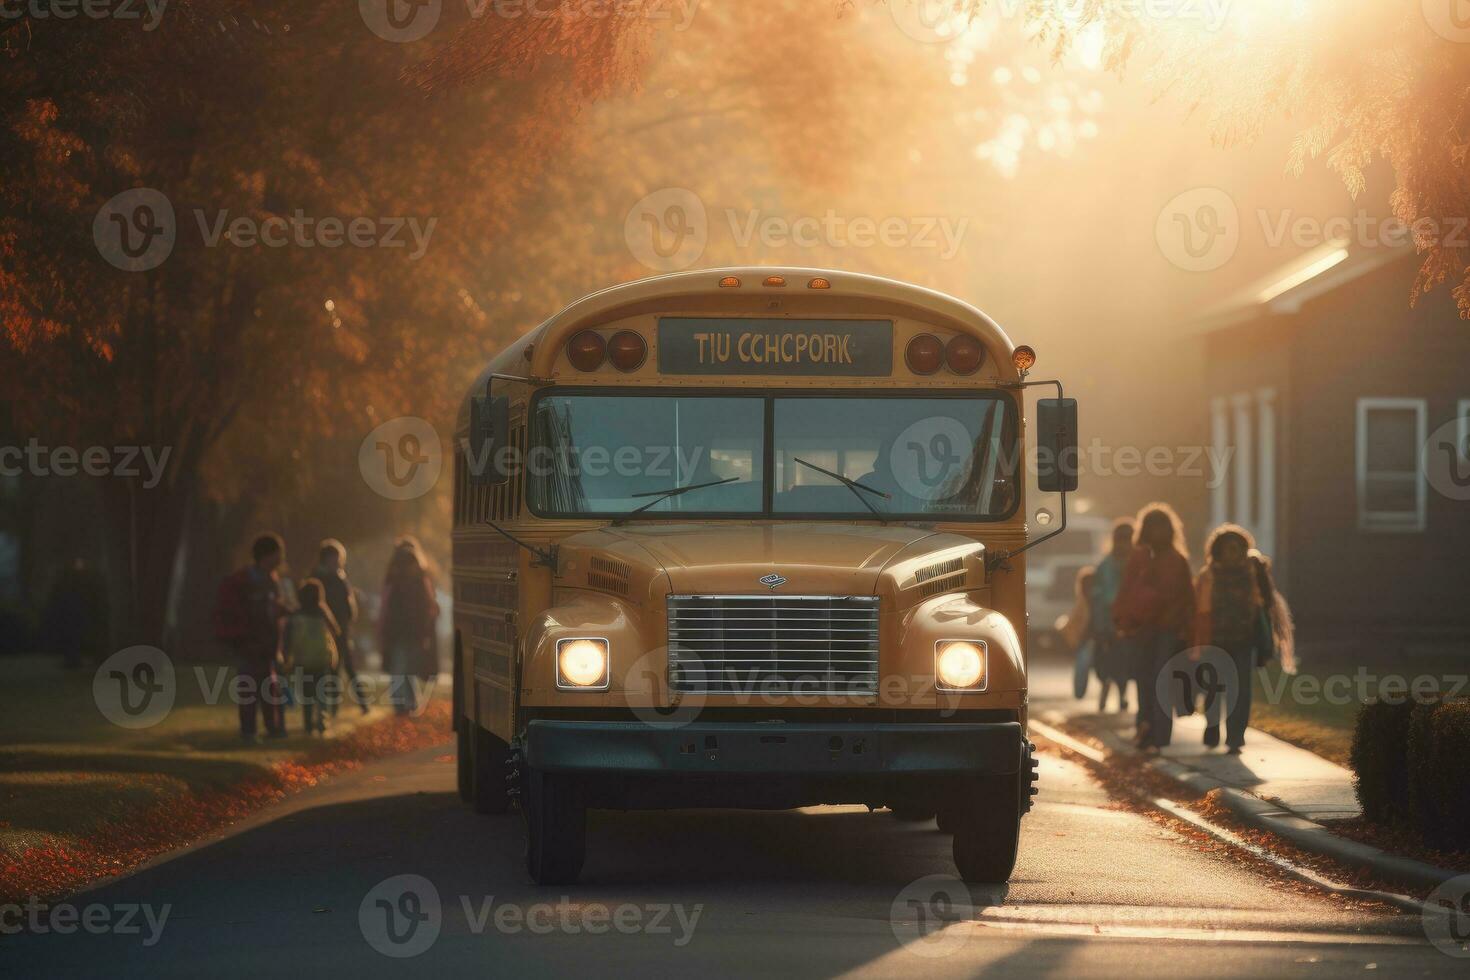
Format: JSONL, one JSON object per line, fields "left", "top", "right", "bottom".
{"left": 212, "top": 570, "right": 250, "bottom": 643}
{"left": 286, "top": 614, "right": 339, "bottom": 673}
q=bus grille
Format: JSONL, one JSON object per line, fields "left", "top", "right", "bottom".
{"left": 666, "top": 595, "right": 880, "bottom": 696}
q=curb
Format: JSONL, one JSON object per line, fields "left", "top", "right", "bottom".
{"left": 1035, "top": 713, "right": 1463, "bottom": 895}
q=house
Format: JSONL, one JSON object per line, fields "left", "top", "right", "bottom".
{"left": 1191, "top": 244, "right": 1470, "bottom": 663}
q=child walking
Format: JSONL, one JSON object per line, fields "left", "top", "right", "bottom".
{"left": 1192, "top": 525, "right": 1295, "bottom": 753}
{"left": 284, "top": 579, "right": 341, "bottom": 735}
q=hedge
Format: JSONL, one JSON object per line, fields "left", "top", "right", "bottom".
{"left": 1352, "top": 696, "right": 1470, "bottom": 851}
{"left": 1349, "top": 697, "right": 1415, "bottom": 826}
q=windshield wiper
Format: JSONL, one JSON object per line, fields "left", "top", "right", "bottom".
{"left": 792, "top": 457, "right": 890, "bottom": 523}
{"left": 612, "top": 476, "right": 741, "bottom": 525}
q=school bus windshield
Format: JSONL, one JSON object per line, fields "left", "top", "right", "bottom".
{"left": 527, "top": 391, "right": 1018, "bottom": 520}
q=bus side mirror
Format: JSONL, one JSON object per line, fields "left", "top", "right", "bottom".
{"left": 468, "top": 393, "right": 510, "bottom": 486}
{"left": 1037, "top": 397, "right": 1078, "bottom": 493}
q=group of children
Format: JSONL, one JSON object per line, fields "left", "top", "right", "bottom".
{"left": 1065, "top": 503, "right": 1295, "bottom": 753}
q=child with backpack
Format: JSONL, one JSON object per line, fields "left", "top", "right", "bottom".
{"left": 284, "top": 579, "right": 341, "bottom": 735}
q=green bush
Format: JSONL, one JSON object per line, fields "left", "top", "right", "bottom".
{"left": 1350, "top": 698, "right": 1416, "bottom": 826}
{"left": 1405, "top": 701, "right": 1443, "bottom": 840}
{"left": 1414, "top": 699, "right": 1470, "bottom": 852}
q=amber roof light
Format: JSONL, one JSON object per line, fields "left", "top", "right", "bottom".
{"left": 807, "top": 277, "right": 831, "bottom": 289}
{"left": 718, "top": 276, "right": 741, "bottom": 288}
{"left": 1012, "top": 345, "right": 1036, "bottom": 374}
{"left": 763, "top": 275, "right": 787, "bottom": 287}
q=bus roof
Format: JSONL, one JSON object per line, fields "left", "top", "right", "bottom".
{"left": 465, "top": 267, "right": 1020, "bottom": 412}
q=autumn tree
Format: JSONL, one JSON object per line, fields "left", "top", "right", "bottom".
{"left": 0, "top": 1, "right": 651, "bottom": 646}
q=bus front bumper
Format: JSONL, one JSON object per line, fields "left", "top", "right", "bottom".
{"left": 522, "top": 719, "right": 1023, "bottom": 777}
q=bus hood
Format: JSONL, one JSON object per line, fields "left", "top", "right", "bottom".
{"left": 595, "top": 522, "right": 952, "bottom": 596}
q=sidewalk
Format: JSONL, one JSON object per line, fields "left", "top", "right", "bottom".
{"left": 1082, "top": 709, "right": 1360, "bottom": 822}
{"left": 1031, "top": 662, "right": 1462, "bottom": 894}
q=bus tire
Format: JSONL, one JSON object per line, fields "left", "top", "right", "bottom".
{"left": 523, "top": 767, "right": 585, "bottom": 886}
{"left": 470, "top": 724, "right": 512, "bottom": 816}
{"left": 456, "top": 722, "right": 473, "bottom": 803}
{"left": 453, "top": 649, "right": 472, "bottom": 803}
{"left": 950, "top": 774, "right": 1021, "bottom": 883}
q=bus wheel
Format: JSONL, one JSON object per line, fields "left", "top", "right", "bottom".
{"left": 523, "top": 767, "right": 586, "bottom": 886}
{"left": 950, "top": 774, "right": 1021, "bottom": 883}
{"left": 470, "top": 724, "right": 512, "bottom": 815}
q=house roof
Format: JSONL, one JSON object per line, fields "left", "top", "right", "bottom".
{"left": 1187, "top": 241, "right": 1413, "bottom": 335}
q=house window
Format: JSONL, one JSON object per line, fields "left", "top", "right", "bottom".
{"left": 1355, "top": 398, "right": 1426, "bottom": 532}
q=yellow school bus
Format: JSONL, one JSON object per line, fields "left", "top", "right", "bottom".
{"left": 451, "top": 268, "right": 1079, "bottom": 885}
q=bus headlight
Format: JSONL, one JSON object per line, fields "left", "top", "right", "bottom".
{"left": 556, "top": 638, "right": 610, "bottom": 690}
{"left": 935, "top": 640, "right": 987, "bottom": 692}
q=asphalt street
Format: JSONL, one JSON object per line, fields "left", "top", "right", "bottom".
{"left": 3, "top": 670, "right": 1457, "bottom": 978}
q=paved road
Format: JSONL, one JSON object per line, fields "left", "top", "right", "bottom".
{"left": 3, "top": 678, "right": 1457, "bottom": 977}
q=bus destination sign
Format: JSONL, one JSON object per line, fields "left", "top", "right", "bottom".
{"left": 657, "top": 317, "right": 893, "bottom": 376}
